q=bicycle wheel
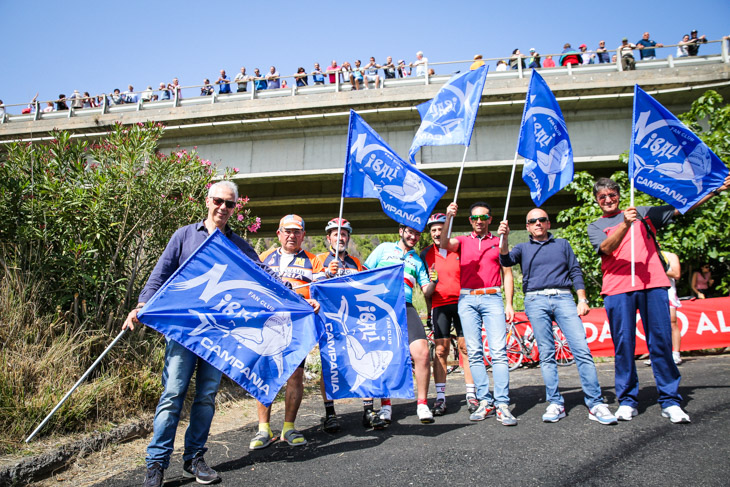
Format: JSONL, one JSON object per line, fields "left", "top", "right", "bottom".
{"left": 505, "top": 332, "right": 525, "bottom": 371}
{"left": 553, "top": 327, "right": 575, "bottom": 366}
{"left": 447, "top": 336, "right": 460, "bottom": 375}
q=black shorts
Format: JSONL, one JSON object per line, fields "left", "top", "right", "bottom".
{"left": 406, "top": 303, "right": 427, "bottom": 344}
{"left": 432, "top": 303, "right": 463, "bottom": 339}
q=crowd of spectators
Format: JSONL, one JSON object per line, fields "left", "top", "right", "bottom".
{"left": 1, "top": 30, "right": 725, "bottom": 118}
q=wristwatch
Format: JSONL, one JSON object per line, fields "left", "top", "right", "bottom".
{"left": 578, "top": 298, "right": 589, "bottom": 304}
{"left": 712, "top": 189, "right": 721, "bottom": 196}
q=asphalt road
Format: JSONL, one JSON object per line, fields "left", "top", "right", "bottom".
{"left": 101, "top": 354, "right": 730, "bottom": 487}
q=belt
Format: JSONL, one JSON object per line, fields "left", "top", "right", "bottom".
{"left": 460, "top": 287, "right": 500, "bottom": 295}
{"left": 525, "top": 288, "right": 572, "bottom": 296}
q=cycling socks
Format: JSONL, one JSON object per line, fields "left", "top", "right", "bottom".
{"left": 363, "top": 399, "right": 374, "bottom": 412}
{"left": 435, "top": 383, "right": 446, "bottom": 401}
{"left": 466, "top": 383, "right": 476, "bottom": 399}
{"left": 324, "top": 400, "right": 336, "bottom": 417}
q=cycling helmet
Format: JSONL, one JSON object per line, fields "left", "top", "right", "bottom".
{"left": 325, "top": 217, "right": 353, "bottom": 234}
{"left": 427, "top": 213, "right": 447, "bottom": 227}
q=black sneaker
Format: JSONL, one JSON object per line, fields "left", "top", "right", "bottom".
{"left": 321, "top": 413, "right": 341, "bottom": 433}
{"left": 183, "top": 454, "right": 221, "bottom": 484}
{"left": 467, "top": 397, "right": 480, "bottom": 414}
{"left": 144, "top": 462, "right": 164, "bottom": 487}
{"left": 362, "top": 410, "right": 387, "bottom": 429}
{"left": 432, "top": 398, "right": 447, "bottom": 416}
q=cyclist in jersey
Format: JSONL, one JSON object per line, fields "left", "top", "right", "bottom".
{"left": 420, "top": 213, "right": 476, "bottom": 416}
{"left": 316, "top": 218, "right": 387, "bottom": 432}
{"left": 363, "top": 224, "right": 437, "bottom": 424}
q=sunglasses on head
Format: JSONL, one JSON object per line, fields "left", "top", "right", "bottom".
{"left": 210, "top": 196, "right": 236, "bottom": 209}
{"left": 527, "top": 217, "right": 549, "bottom": 224}
{"left": 470, "top": 215, "right": 490, "bottom": 221}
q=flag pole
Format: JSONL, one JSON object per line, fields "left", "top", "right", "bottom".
{"left": 630, "top": 177, "right": 636, "bottom": 287}
{"left": 335, "top": 195, "right": 345, "bottom": 265}
{"left": 499, "top": 150, "right": 520, "bottom": 247}
{"left": 26, "top": 329, "right": 128, "bottom": 443}
{"left": 446, "top": 145, "right": 470, "bottom": 239}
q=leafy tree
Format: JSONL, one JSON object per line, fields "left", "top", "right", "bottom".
{"left": 557, "top": 90, "right": 730, "bottom": 304}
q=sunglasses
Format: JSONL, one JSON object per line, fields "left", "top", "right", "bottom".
{"left": 210, "top": 196, "right": 236, "bottom": 209}
{"left": 597, "top": 192, "right": 619, "bottom": 202}
{"left": 470, "top": 215, "right": 490, "bottom": 221}
{"left": 527, "top": 217, "right": 549, "bottom": 224}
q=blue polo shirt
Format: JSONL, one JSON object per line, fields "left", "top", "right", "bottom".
{"left": 499, "top": 233, "right": 585, "bottom": 293}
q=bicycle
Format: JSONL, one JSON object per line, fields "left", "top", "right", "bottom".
{"left": 483, "top": 320, "right": 575, "bottom": 371}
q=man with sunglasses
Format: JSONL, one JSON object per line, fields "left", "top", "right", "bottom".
{"left": 442, "top": 202, "right": 517, "bottom": 426}
{"left": 498, "top": 209, "right": 617, "bottom": 425}
{"left": 123, "top": 181, "right": 267, "bottom": 487}
{"left": 588, "top": 176, "right": 729, "bottom": 424}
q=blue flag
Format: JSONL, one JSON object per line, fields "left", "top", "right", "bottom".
{"left": 518, "top": 70, "right": 574, "bottom": 207}
{"left": 408, "top": 66, "right": 488, "bottom": 163}
{"left": 310, "top": 264, "right": 414, "bottom": 400}
{"left": 630, "top": 85, "right": 729, "bottom": 213}
{"left": 344, "top": 110, "right": 447, "bottom": 232}
{"left": 137, "top": 230, "right": 323, "bottom": 406}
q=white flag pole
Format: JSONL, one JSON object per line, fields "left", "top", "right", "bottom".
{"left": 335, "top": 195, "right": 345, "bottom": 265}
{"left": 26, "top": 329, "right": 128, "bottom": 443}
{"left": 446, "top": 145, "right": 470, "bottom": 239}
{"left": 499, "top": 150, "right": 520, "bottom": 247}
{"left": 630, "top": 177, "right": 636, "bottom": 287}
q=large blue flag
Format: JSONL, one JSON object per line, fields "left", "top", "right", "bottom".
{"left": 310, "top": 264, "right": 414, "bottom": 399}
{"left": 408, "top": 66, "right": 488, "bottom": 163}
{"left": 518, "top": 70, "right": 574, "bottom": 207}
{"left": 630, "top": 85, "right": 728, "bottom": 213}
{"left": 137, "top": 230, "right": 323, "bottom": 406}
{"left": 344, "top": 110, "right": 447, "bottom": 232}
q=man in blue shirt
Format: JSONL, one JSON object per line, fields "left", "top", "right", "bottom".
{"left": 498, "top": 208, "right": 617, "bottom": 425}
{"left": 216, "top": 69, "right": 231, "bottom": 94}
{"left": 253, "top": 68, "right": 267, "bottom": 91}
{"left": 363, "top": 224, "right": 436, "bottom": 424}
{"left": 637, "top": 32, "right": 664, "bottom": 60}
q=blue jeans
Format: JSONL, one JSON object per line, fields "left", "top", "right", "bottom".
{"left": 524, "top": 294, "right": 604, "bottom": 408}
{"left": 604, "top": 288, "right": 681, "bottom": 408}
{"left": 458, "top": 293, "right": 510, "bottom": 405}
{"left": 146, "top": 339, "right": 222, "bottom": 469}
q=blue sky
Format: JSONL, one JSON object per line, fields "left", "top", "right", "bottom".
{"left": 1, "top": 0, "right": 728, "bottom": 109}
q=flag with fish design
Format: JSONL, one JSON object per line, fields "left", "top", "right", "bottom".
{"left": 137, "top": 229, "right": 323, "bottom": 406}
{"left": 310, "top": 264, "right": 414, "bottom": 399}
{"left": 630, "top": 85, "right": 728, "bottom": 213}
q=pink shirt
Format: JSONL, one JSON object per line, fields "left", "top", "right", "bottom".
{"left": 455, "top": 232, "right": 502, "bottom": 289}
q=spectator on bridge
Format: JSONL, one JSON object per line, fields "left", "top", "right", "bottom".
{"left": 596, "top": 40, "right": 611, "bottom": 63}
{"left": 55, "top": 94, "right": 69, "bottom": 110}
{"left": 169, "top": 78, "right": 182, "bottom": 100}
{"left": 381, "top": 56, "right": 396, "bottom": 79}
{"left": 70, "top": 90, "right": 84, "bottom": 109}
{"left": 253, "top": 68, "right": 266, "bottom": 91}
{"left": 690, "top": 263, "right": 714, "bottom": 299}
{"left": 141, "top": 86, "right": 154, "bottom": 102}
{"left": 281, "top": 80, "right": 288, "bottom": 89}
{"left": 159, "top": 82, "right": 171, "bottom": 100}
{"left": 542, "top": 55, "right": 556, "bottom": 68}
{"left": 471, "top": 54, "right": 485, "bottom": 70}
{"left": 410, "top": 51, "right": 428, "bottom": 77}
{"left": 559, "top": 43, "right": 582, "bottom": 66}
{"left": 83, "top": 91, "right": 96, "bottom": 108}
{"left": 527, "top": 49, "right": 541, "bottom": 69}
{"left": 637, "top": 32, "right": 663, "bottom": 60}
{"left": 579, "top": 44, "right": 595, "bottom": 64}
{"left": 42, "top": 101, "right": 54, "bottom": 113}
{"left": 295, "top": 67, "right": 308, "bottom": 87}
{"left": 266, "top": 66, "right": 281, "bottom": 89}
{"left": 110, "top": 89, "right": 124, "bottom": 105}
{"left": 495, "top": 59, "right": 508, "bottom": 71}
{"left": 216, "top": 69, "right": 231, "bottom": 94}
{"left": 200, "top": 79, "right": 214, "bottom": 96}
{"left": 343, "top": 61, "right": 360, "bottom": 90}
{"left": 509, "top": 49, "right": 526, "bottom": 70}
{"left": 0, "top": 100, "right": 5, "bottom": 120}
{"left": 364, "top": 56, "right": 381, "bottom": 89}
{"left": 326, "top": 60, "right": 340, "bottom": 84}
{"left": 618, "top": 38, "right": 638, "bottom": 70}
{"left": 397, "top": 59, "right": 410, "bottom": 77}
{"left": 687, "top": 29, "right": 707, "bottom": 56}
{"left": 676, "top": 34, "right": 691, "bottom": 57}
{"left": 312, "top": 63, "right": 325, "bottom": 85}
{"left": 21, "top": 93, "right": 39, "bottom": 114}
{"left": 124, "top": 85, "right": 139, "bottom": 104}
{"left": 234, "top": 67, "right": 249, "bottom": 92}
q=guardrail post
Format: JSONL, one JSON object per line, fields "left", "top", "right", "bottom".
{"left": 667, "top": 54, "right": 675, "bottom": 68}
{"left": 174, "top": 90, "right": 180, "bottom": 107}
{"left": 292, "top": 84, "right": 297, "bottom": 96}
{"left": 616, "top": 52, "right": 623, "bottom": 72}
{"left": 68, "top": 107, "right": 74, "bottom": 118}
{"left": 722, "top": 37, "right": 729, "bottom": 64}
{"left": 101, "top": 95, "right": 108, "bottom": 114}
{"left": 34, "top": 102, "right": 40, "bottom": 121}
{"left": 251, "top": 82, "right": 257, "bottom": 100}
{"left": 212, "top": 92, "right": 217, "bottom": 105}
{"left": 518, "top": 60, "right": 523, "bottom": 79}
{"left": 567, "top": 63, "right": 572, "bottom": 76}
{"left": 137, "top": 99, "right": 143, "bottom": 111}
{"left": 424, "top": 61, "right": 430, "bottom": 85}
{"left": 335, "top": 73, "right": 340, "bottom": 92}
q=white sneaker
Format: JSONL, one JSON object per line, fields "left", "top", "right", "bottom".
{"left": 542, "top": 403, "right": 566, "bottom": 423}
{"left": 589, "top": 404, "right": 618, "bottom": 425}
{"left": 615, "top": 405, "right": 638, "bottom": 421}
{"left": 661, "top": 405, "right": 691, "bottom": 424}
{"left": 378, "top": 406, "right": 392, "bottom": 424}
{"left": 417, "top": 404, "right": 435, "bottom": 424}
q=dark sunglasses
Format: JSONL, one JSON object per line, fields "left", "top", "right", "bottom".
{"left": 210, "top": 196, "right": 236, "bottom": 209}
{"left": 470, "top": 215, "right": 490, "bottom": 221}
{"left": 527, "top": 217, "right": 549, "bottom": 224}
{"left": 597, "top": 192, "right": 618, "bottom": 202}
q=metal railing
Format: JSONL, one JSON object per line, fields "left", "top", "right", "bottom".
{"left": 1, "top": 38, "right": 728, "bottom": 125}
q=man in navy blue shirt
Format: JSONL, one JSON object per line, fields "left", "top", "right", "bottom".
{"left": 216, "top": 69, "right": 231, "bottom": 94}
{"left": 636, "top": 32, "right": 664, "bottom": 60}
{"left": 124, "top": 181, "right": 263, "bottom": 487}
{"left": 498, "top": 208, "right": 617, "bottom": 426}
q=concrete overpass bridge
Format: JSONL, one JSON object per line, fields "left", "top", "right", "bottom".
{"left": 2, "top": 54, "right": 729, "bottom": 235}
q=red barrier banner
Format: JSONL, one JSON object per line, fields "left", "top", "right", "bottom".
{"left": 579, "top": 296, "right": 730, "bottom": 357}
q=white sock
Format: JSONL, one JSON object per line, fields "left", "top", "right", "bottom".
{"left": 436, "top": 383, "right": 446, "bottom": 401}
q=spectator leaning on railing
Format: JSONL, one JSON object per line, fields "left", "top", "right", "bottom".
{"left": 234, "top": 67, "right": 248, "bottom": 92}
{"left": 637, "top": 32, "right": 663, "bottom": 60}
{"left": 687, "top": 29, "right": 707, "bottom": 56}
{"left": 596, "top": 40, "right": 610, "bottom": 63}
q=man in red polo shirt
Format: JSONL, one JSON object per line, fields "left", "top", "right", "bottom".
{"left": 442, "top": 201, "right": 517, "bottom": 426}
{"left": 421, "top": 213, "right": 476, "bottom": 415}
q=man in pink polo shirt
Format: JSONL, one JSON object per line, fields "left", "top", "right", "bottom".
{"left": 442, "top": 201, "right": 517, "bottom": 426}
